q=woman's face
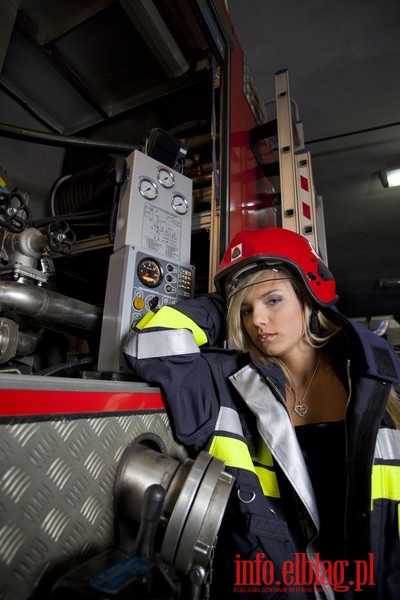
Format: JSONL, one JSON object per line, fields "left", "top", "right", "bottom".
{"left": 240, "top": 271, "right": 306, "bottom": 360}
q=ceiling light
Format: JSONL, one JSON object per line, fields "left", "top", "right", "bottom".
{"left": 378, "top": 278, "right": 400, "bottom": 289}
{"left": 379, "top": 168, "right": 400, "bottom": 188}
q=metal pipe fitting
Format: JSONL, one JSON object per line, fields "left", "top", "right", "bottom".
{"left": 115, "top": 444, "right": 234, "bottom": 577}
{"left": 0, "top": 281, "right": 102, "bottom": 331}
{"left": 0, "top": 317, "right": 38, "bottom": 362}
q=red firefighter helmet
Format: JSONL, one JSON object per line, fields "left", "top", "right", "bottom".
{"left": 214, "top": 227, "right": 338, "bottom": 306}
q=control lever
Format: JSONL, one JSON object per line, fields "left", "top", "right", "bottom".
{"left": 87, "top": 484, "right": 176, "bottom": 598}
{"left": 134, "top": 484, "right": 165, "bottom": 559}
{"left": 49, "top": 484, "right": 177, "bottom": 598}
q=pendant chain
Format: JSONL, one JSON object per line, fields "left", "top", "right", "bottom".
{"left": 285, "top": 352, "right": 321, "bottom": 418}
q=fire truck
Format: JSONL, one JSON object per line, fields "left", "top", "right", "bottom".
{"left": 0, "top": 2, "right": 323, "bottom": 598}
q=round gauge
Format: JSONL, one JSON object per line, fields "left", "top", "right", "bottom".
{"left": 171, "top": 193, "right": 189, "bottom": 215}
{"left": 137, "top": 257, "right": 163, "bottom": 288}
{"left": 157, "top": 168, "right": 175, "bottom": 189}
{"left": 138, "top": 177, "right": 158, "bottom": 200}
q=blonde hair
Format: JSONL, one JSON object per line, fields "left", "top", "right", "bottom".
{"left": 226, "top": 268, "right": 400, "bottom": 428}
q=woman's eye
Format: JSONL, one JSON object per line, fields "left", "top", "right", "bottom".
{"left": 240, "top": 307, "right": 252, "bottom": 317}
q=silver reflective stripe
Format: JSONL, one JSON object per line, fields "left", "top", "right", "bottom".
{"left": 229, "top": 364, "right": 320, "bottom": 531}
{"left": 215, "top": 406, "right": 244, "bottom": 437}
{"left": 123, "top": 329, "right": 200, "bottom": 359}
{"left": 374, "top": 428, "right": 400, "bottom": 461}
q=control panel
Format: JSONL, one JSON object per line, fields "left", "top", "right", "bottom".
{"left": 98, "top": 150, "right": 193, "bottom": 374}
{"left": 113, "top": 150, "right": 192, "bottom": 261}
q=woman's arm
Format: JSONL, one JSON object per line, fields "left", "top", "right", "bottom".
{"left": 122, "top": 293, "right": 227, "bottom": 452}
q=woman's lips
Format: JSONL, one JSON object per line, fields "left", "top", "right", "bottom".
{"left": 257, "top": 333, "right": 276, "bottom": 342}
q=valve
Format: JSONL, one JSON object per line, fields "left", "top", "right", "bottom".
{"left": 0, "top": 191, "right": 32, "bottom": 233}
{"left": 49, "top": 484, "right": 179, "bottom": 599}
{"left": 46, "top": 445, "right": 234, "bottom": 600}
{"left": 46, "top": 220, "right": 76, "bottom": 255}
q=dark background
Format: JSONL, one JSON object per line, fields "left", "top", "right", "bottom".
{"left": 227, "top": 0, "right": 400, "bottom": 323}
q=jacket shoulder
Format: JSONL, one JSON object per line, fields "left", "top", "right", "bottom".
{"left": 348, "top": 319, "right": 400, "bottom": 383}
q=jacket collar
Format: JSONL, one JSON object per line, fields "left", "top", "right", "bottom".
{"left": 229, "top": 363, "right": 320, "bottom": 529}
{"left": 330, "top": 308, "right": 400, "bottom": 383}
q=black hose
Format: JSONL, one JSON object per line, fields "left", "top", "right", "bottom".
{"left": 36, "top": 356, "right": 96, "bottom": 377}
{"left": 0, "top": 121, "right": 138, "bottom": 154}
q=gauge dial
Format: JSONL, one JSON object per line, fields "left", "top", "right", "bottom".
{"left": 157, "top": 168, "right": 175, "bottom": 189}
{"left": 137, "top": 257, "right": 163, "bottom": 288}
{"left": 171, "top": 193, "right": 189, "bottom": 215}
{"left": 138, "top": 177, "right": 158, "bottom": 200}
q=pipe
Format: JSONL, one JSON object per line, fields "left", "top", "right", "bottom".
{"left": 0, "top": 281, "right": 102, "bottom": 331}
{"left": 0, "top": 317, "right": 38, "bottom": 362}
{"left": 36, "top": 356, "right": 96, "bottom": 377}
{"left": 0, "top": 122, "right": 138, "bottom": 154}
{"left": 17, "top": 330, "right": 39, "bottom": 355}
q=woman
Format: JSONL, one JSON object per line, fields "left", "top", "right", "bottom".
{"left": 123, "top": 227, "right": 400, "bottom": 599}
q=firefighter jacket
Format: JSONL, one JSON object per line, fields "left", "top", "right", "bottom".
{"left": 123, "top": 293, "right": 400, "bottom": 600}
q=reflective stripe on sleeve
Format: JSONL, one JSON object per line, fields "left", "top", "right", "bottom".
{"left": 371, "top": 428, "right": 400, "bottom": 529}
{"left": 371, "top": 464, "right": 400, "bottom": 506}
{"left": 374, "top": 428, "right": 400, "bottom": 461}
{"left": 215, "top": 406, "right": 244, "bottom": 437}
{"left": 136, "top": 306, "right": 208, "bottom": 346}
{"left": 123, "top": 328, "right": 200, "bottom": 358}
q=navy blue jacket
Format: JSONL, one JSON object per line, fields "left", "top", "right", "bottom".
{"left": 124, "top": 294, "right": 400, "bottom": 599}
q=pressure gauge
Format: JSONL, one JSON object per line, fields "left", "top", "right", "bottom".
{"left": 137, "top": 257, "right": 163, "bottom": 288}
{"left": 171, "top": 193, "right": 189, "bottom": 215}
{"left": 157, "top": 167, "right": 175, "bottom": 189}
{"left": 138, "top": 176, "right": 158, "bottom": 200}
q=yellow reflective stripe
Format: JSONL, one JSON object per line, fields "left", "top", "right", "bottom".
{"left": 257, "top": 440, "right": 274, "bottom": 468}
{"left": 136, "top": 306, "right": 207, "bottom": 346}
{"left": 255, "top": 466, "right": 280, "bottom": 498}
{"left": 371, "top": 464, "right": 400, "bottom": 508}
{"left": 209, "top": 435, "right": 280, "bottom": 498}
{"left": 209, "top": 435, "right": 256, "bottom": 472}
{"left": 253, "top": 440, "right": 280, "bottom": 497}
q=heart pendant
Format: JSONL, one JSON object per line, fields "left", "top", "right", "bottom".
{"left": 294, "top": 404, "right": 308, "bottom": 418}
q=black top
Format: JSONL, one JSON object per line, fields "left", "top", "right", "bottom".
{"left": 295, "top": 420, "right": 347, "bottom": 561}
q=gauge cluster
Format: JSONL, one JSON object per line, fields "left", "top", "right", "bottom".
{"left": 133, "top": 251, "right": 193, "bottom": 318}
{"left": 113, "top": 150, "right": 193, "bottom": 254}
{"left": 98, "top": 150, "right": 194, "bottom": 373}
{"left": 138, "top": 168, "right": 189, "bottom": 215}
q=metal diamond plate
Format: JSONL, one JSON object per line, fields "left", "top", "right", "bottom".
{"left": 0, "top": 411, "right": 186, "bottom": 600}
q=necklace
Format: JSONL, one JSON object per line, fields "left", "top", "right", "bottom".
{"left": 285, "top": 353, "right": 321, "bottom": 418}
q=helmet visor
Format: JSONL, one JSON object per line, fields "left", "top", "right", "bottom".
{"left": 226, "top": 261, "right": 293, "bottom": 301}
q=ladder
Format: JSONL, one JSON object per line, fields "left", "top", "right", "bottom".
{"left": 250, "top": 69, "right": 327, "bottom": 262}
{"left": 275, "top": 69, "right": 320, "bottom": 250}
